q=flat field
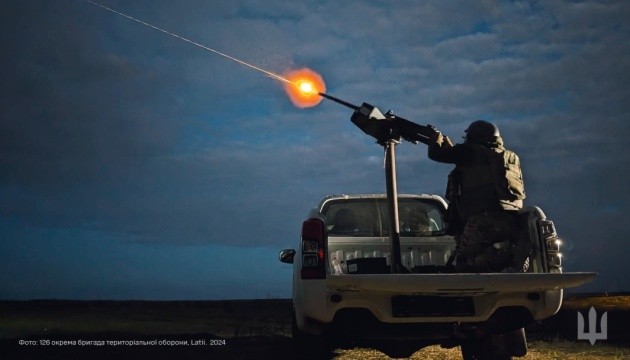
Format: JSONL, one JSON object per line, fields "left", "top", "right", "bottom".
{"left": 1, "top": 294, "right": 628, "bottom": 359}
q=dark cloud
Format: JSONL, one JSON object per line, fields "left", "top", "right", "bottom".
{"left": 1, "top": 0, "right": 628, "bottom": 297}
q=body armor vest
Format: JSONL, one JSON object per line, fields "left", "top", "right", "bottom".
{"left": 447, "top": 145, "right": 525, "bottom": 221}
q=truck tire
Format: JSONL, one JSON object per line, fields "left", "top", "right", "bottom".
{"left": 291, "top": 313, "right": 330, "bottom": 359}
{"left": 460, "top": 327, "right": 527, "bottom": 359}
{"left": 461, "top": 342, "right": 511, "bottom": 360}
{"left": 501, "top": 327, "right": 527, "bottom": 357}
{"left": 377, "top": 341, "right": 421, "bottom": 358}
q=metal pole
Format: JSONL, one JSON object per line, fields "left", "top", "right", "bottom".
{"left": 385, "top": 139, "right": 402, "bottom": 274}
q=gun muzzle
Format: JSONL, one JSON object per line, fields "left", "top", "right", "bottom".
{"left": 317, "top": 92, "right": 359, "bottom": 111}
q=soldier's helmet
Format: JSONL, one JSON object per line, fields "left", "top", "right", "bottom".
{"left": 464, "top": 120, "right": 500, "bottom": 146}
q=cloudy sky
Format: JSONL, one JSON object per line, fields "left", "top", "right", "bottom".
{"left": 1, "top": 0, "right": 628, "bottom": 300}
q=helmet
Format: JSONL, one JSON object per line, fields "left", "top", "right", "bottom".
{"left": 464, "top": 120, "right": 500, "bottom": 145}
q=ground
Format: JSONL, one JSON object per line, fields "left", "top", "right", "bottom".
{"left": 1, "top": 294, "right": 628, "bottom": 359}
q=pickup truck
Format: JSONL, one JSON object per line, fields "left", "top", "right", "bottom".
{"left": 279, "top": 193, "right": 595, "bottom": 359}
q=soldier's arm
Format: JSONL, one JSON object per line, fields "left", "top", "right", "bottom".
{"left": 428, "top": 133, "right": 467, "bottom": 164}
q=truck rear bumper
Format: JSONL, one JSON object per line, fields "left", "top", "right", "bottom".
{"left": 309, "top": 306, "right": 535, "bottom": 342}
{"left": 295, "top": 272, "right": 595, "bottom": 338}
{"left": 296, "top": 288, "right": 562, "bottom": 338}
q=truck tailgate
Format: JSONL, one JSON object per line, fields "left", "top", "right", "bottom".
{"left": 328, "top": 272, "right": 596, "bottom": 294}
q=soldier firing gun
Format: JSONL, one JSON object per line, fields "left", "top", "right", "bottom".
{"left": 318, "top": 92, "right": 529, "bottom": 274}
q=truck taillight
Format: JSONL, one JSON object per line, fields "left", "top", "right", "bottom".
{"left": 300, "top": 218, "right": 327, "bottom": 280}
{"left": 539, "top": 219, "right": 562, "bottom": 270}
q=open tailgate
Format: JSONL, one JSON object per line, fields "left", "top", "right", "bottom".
{"left": 328, "top": 272, "right": 596, "bottom": 294}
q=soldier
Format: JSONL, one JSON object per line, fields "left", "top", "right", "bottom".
{"left": 428, "top": 120, "right": 528, "bottom": 272}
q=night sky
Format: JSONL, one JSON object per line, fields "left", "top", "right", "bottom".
{"left": 1, "top": 0, "right": 628, "bottom": 300}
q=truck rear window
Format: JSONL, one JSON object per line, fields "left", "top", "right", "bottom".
{"left": 322, "top": 198, "right": 446, "bottom": 237}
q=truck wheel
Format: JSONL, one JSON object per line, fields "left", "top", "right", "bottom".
{"left": 460, "top": 341, "right": 484, "bottom": 360}
{"left": 461, "top": 342, "right": 511, "bottom": 360}
{"left": 460, "top": 327, "right": 527, "bottom": 359}
{"left": 377, "top": 341, "right": 421, "bottom": 358}
{"left": 501, "top": 327, "right": 527, "bottom": 357}
{"left": 291, "top": 313, "right": 330, "bottom": 359}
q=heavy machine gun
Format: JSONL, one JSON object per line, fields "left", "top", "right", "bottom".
{"left": 317, "top": 93, "right": 441, "bottom": 145}
{"left": 350, "top": 102, "right": 441, "bottom": 146}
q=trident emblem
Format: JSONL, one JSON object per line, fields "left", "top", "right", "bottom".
{"left": 577, "top": 306, "right": 607, "bottom": 345}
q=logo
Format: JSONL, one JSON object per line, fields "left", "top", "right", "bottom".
{"left": 577, "top": 306, "right": 607, "bottom": 345}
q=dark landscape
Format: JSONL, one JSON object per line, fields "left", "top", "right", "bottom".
{"left": 1, "top": 293, "right": 628, "bottom": 359}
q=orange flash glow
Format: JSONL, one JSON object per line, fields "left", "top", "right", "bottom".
{"left": 283, "top": 68, "right": 326, "bottom": 108}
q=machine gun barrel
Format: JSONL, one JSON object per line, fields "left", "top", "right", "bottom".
{"left": 317, "top": 92, "right": 359, "bottom": 111}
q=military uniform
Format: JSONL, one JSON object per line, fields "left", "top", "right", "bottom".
{"left": 428, "top": 123, "right": 528, "bottom": 272}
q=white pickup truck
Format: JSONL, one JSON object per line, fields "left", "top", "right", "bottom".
{"left": 279, "top": 193, "right": 595, "bottom": 359}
